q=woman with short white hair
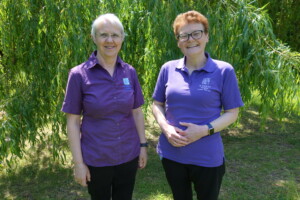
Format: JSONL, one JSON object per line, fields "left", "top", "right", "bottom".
{"left": 62, "top": 13, "right": 147, "bottom": 200}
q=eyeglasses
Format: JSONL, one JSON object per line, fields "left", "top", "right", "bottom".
{"left": 97, "top": 33, "right": 122, "bottom": 41}
{"left": 177, "top": 30, "right": 204, "bottom": 42}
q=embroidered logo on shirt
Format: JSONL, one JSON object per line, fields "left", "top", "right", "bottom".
{"left": 123, "top": 78, "right": 130, "bottom": 85}
{"left": 123, "top": 78, "right": 132, "bottom": 90}
{"left": 202, "top": 78, "right": 210, "bottom": 85}
{"left": 198, "top": 78, "right": 212, "bottom": 92}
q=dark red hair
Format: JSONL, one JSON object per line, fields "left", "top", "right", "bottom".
{"left": 173, "top": 10, "right": 209, "bottom": 36}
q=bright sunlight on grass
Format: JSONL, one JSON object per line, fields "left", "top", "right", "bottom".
{"left": 0, "top": 105, "right": 299, "bottom": 200}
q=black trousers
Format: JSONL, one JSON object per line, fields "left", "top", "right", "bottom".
{"left": 87, "top": 157, "right": 138, "bottom": 200}
{"left": 162, "top": 158, "right": 225, "bottom": 200}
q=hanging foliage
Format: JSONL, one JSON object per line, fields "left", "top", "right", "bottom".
{"left": 0, "top": 0, "right": 299, "bottom": 162}
{"left": 257, "top": 0, "right": 300, "bottom": 51}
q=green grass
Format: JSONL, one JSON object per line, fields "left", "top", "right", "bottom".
{"left": 0, "top": 106, "right": 299, "bottom": 200}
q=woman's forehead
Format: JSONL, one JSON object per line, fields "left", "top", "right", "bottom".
{"left": 178, "top": 23, "right": 204, "bottom": 33}
{"left": 96, "top": 21, "right": 122, "bottom": 33}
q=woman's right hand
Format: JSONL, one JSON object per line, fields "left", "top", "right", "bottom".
{"left": 152, "top": 101, "right": 188, "bottom": 147}
{"left": 74, "top": 163, "right": 91, "bottom": 187}
{"left": 163, "top": 124, "right": 189, "bottom": 147}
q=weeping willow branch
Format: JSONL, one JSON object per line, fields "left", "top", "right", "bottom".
{"left": 0, "top": 0, "right": 299, "bottom": 162}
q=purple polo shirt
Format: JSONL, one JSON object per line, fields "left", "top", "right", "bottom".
{"left": 152, "top": 53, "right": 244, "bottom": 167}
{"left": 62, "top": 51, "right": 144, "bottom": 167}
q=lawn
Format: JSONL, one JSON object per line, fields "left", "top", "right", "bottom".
{"left": 0, "top": 106, "right": 299, "bottom": 200}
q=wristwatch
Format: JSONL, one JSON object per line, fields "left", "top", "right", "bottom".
{"left": 140, "top": 142, "right": 149, "bottom": 147}
{"left": 206, "top": 123, "right": 214, "bottom": 135}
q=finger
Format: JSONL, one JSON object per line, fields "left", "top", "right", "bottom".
{"left": 170, "top": 139, "right": 184, "bottom": 147}
{"left": 179, "top": 122, "right": 190, "bottom": 126}
{"left": 174, "top": 127, "right": 185, "bottom": 135}
{"left": 174, "top": 135, "right": 189, "bottom": 143}
{"left": 174, "top": 126, "right": 183, "bottom": 132}
{"left": 139, "top": 155, "right": 147, "bottom": 169}
{"left": 171, "top": 131, "right": 188, "bottom": 140}
{"left": 173, "top": 143, "right": 185, "bottom": 147}
{"left": 138, "top": 157, "right": 143, "bottom": 168}
{"left": 87, "top": 169, "right": 91, "bottom": 182}
{"left": 143, "top": 158, "right": 147, "bottom": 168}
{"left": 139, "top": 160, "right": 145, "bottom": 169}
{"left": 174, "top": 137, "right": 189, "bottom": 146}
{"left": 81, "top": 178, "right": 87, "bottom": 187}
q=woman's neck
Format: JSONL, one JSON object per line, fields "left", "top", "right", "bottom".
{"left": 97, "top": 53, "right": 117, "bottom": 69}
{"left": 96, "top": 53, "right": 117, "bottom": 77}
{"left": 185, "top": 54, "right": 207, "bottom": 71}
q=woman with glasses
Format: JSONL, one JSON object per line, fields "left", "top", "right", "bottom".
{"left": 152, "top": 10, "right": 244, "bottom": 200}
{"left": 62, "top": 13, "right": 147, "bottom": 200}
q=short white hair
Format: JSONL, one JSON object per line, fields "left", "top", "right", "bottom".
{"left": 91, "top": 13, "right": 124, "bottom": 39}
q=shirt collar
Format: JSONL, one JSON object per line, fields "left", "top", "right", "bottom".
{"left": 86, "top": 51, "right": 124, "bottom": 69}
{"left": 176, "top": 52, "right": 216, "bottom": 73}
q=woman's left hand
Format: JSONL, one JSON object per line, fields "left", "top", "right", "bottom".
{"left": 177, "top": 122, "right": 208, "bottom": 144}
{"left": 138, "top": 147, "right": 148, "bottom": 169}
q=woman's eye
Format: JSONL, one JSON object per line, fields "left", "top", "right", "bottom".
{"left": 112, "top": 34, "right": 120, "bottom": 38}
{"left": 99, "top": 33, "right": 109, "bottom": 38}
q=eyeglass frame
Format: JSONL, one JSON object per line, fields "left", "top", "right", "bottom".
{"left": 176, "top": 30, "right": 205, "bottom": 42}
{"left": 96, "top": 32, "right": 123, "bottom": 41}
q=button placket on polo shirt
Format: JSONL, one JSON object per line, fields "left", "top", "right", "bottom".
{"left": 113, "top": 68, "right": 123, "bottom": 164}
{"left": 182, "top": 67, "right": 192, "bottom": 85}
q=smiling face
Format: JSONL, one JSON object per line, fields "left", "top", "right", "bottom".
{"left": 92, "top": 22, "right": 123, "bottom": 60}
{"left": 177, "top": 23, "right": 209, "bottom": 59}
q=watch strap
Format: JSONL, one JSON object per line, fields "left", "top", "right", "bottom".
{"left": 206, "top": 123, "right": 214, "bottom": 135}
{"left": 140, "top": 142, "right": 148, "bottom": 147}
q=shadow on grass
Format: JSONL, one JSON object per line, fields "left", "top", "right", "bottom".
{"left": 0, "top": 144, "right": 89, "bottom": 200}
{"left": 220, "top": 107, "right": 300, "bottom": 200}
{"left": 0, "top": 107, "right": 299, "bottom": 200}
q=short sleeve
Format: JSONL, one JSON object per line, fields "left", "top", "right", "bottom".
{"left": 221, "top": 67, "right": 244, "bottom": 110}
{"left": 61, "top": 69, "right": 83, "bottom": 115}
{"left": 152, "top": 65, "right": 167, "bottom": 103}
{"left": 131, "top": 68, "right": 144, "bottom": 109}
